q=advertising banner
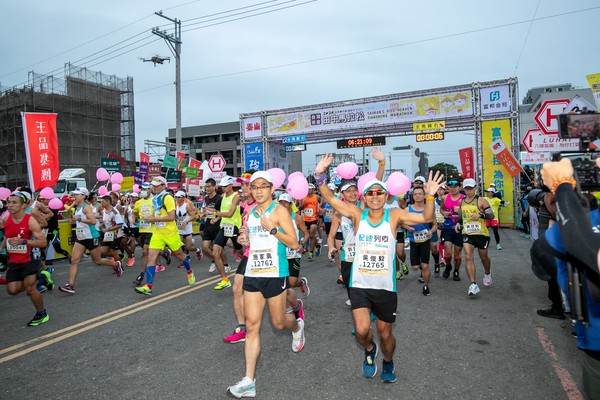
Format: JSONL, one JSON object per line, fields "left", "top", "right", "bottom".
{"left": 185, "top": 167, "right": 199, "bottom": 179}
{"left": 266, "top": 89, "right": 473, "bottom": 137}
{"left": 138, "top": 162, "right": 148, "bottom": 177}
{"left": 162, "top": 155, "right": 179, "bottom": 169}
{"left": 244, "top": 142, "right": 264, "bottom": 171}
{"left": 187, "top": 179, "right": 201, "bottom": 197}
{"left": 148, "top": 164, "right": 162, "bottom": 176}
{"left": 586, "top": 73, "right": 600, "bottom": 111}
{"left": 120, "top": 176, "right": 134, "bottom": 192}
{"left": 188, "top": 158, "right": 201, "bottom": 169}
{"left": 166, "top": 170, "right": 182, "bottom": 182}
{"left": 458, "top": 147, "right": 474, "bottom": 179}
{"left": 21, "top": 112, "right": 60, "bottom": 191}
{"left": 480, "top": 85, "right": 511, "bottom": 115}
{"left": 482, "top": 119, "right": 515, "bottom": 225}
{"left": 140, "top": 152, "right": 150, "bottom": 164}
{"left": 243, "top": 116, "right": 262, "bottom": 140}
{"left": 490, "top": 138, "right": 522, "bottom": 178}
{"left": 101, "top": 157, "right": 121, "bottom": 172}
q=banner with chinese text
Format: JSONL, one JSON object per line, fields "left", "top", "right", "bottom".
{"left": 482, "top": 119, "right": 515, "bottom": 225}
{"left": 21, "top": 112, "right": 60, "bottom": 191}
{"left": 458, "top": 147, "right": 474, "bottom": 179}
{"left": 140, "top": 152, "right": 150, "bottom": 164}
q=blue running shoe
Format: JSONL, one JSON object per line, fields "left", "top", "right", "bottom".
{"left": 381, "top": 360, "right": 397, "bottom": 383}
{"left": 363, "top": 342, "right": 378, "bottom": 378}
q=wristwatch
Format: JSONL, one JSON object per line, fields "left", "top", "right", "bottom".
{"left": 21, "top": 239, "right": 27, "bottom": 245}
{"left": 269, "top": 227, "right": 278, "bottom": 235}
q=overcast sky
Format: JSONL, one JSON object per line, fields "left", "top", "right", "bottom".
{"left": 1, "top": 0, "right": 598, "bottom": 174}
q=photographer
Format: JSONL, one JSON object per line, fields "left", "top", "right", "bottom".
{"left": 539, "top": 157, "right": 600, "bottom": 399}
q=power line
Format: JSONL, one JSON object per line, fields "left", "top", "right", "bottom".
{"left": 513, "top": 0, "right": 542, "bottom": 76}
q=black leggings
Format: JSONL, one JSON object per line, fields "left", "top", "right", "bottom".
{"left": 490, "top": 226, "right": 500, "bottom": 244}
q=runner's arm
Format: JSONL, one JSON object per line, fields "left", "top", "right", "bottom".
{"left": 27, "top": 215, "right": 48, "bottom": 249}
{"left": 216, "top": 194, "right": 240, "bottom": 218}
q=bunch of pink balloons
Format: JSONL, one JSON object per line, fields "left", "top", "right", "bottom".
{"left": 336, "top": 162, "right": 359, "bottom": 179}
{"left": 286, "top": 173, "right": 309, "bottom": 200}
{"left": 48, "top": 198, "right": 63, "bottom": 210}
{"left": 39, "top": 187, "right": 55, "bottom": 199}
{"left": 266, "top": 168, "right": 286, "bottom": 189}
{"left": 0, "top": 187, "right": 11, "bottom": 200}
{"left": 386, "top": 171, "right": 412, "bottom": 196}
{"left": 96, "top": 168, "right": 110, "bottom": 181}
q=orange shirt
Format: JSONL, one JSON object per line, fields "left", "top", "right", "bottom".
{"left": 302, "top": 195, "right": 319, "bottom": 222}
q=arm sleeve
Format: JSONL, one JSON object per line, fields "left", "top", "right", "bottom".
{"left": 555, "top": 184, "right": 600, "bottom": 273}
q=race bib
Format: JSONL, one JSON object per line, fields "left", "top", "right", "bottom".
{"left": 177, "top": 219, "right": 184, "bottom": 229}
{"left": 357, "top": 249, "right": 389, "bottom": 274}
{"left": 343, "top": 243, "right": 356, "bottom": 261}
{"left": 248, "top": 249, "right": 276, "bottom": 274}
{"left": 42, "top": 228, "right": 49, "bottom": 236}
{"left": 76, "top": 228, "right": 86, "bottom": 240}
{"left": 103, "top": 231, "right": 115, "bottom": 242}
{"left": 7, "top": 241, "right": 27, "bottom": 254}
{"left": 139, "top": 220, "right": 151, "bottom": 230}
{"left": 303, "top": 208, "right": 314, "bottom": 218}
{"left": 286, "top": 245, "right": 298, "bottom": 259}
{"left": 155, "top": 222, "right": 166, "bottom": 229}
{"left": 223, "top": 224, "right": 235, "bottom": 237}
{"left": 414, "top": 229, "right": 429, "bottom": 243}
{"left": 465, "top": 222, "right": 482, "bottom": 234}
{"left": 325, "top": 209, "right": 333, "bottom": 219}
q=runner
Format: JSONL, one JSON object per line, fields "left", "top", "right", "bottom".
{"left": 484, "top": 187, "right": 506, "bottom": 250}
{"left": 134, "top": 177, "right": 195, "bottom": 295}
{"left": 1, "top": 191, "right": 49, "bottom": 326}
{"left": 132, "top": 183, "right": 154, "bottom": 286}
{"left": 58, "top": 188, "right": 123, "bottom": 294}
{"left": 123, "top": 192, "right": 139, "bottom": 267}
{"left": 298, "top": 183, "right": 321, "bottom": 261}
{"left": 210, "top": 176, "right": 243, "bottom": 290}
{"left": 456, "top": 178, "right": 494, "bottom": 297}
{"left": 99, "top": 195, "right": 125, "bottom": 269}
{"left": 314, "top": 154, "right": 443, "bottom": 383}
{"left": 200, "top": 178, "right": 228, "bottom": 273}
{"left": 439, "top": 179, "right": 465, "bottom": 281}
{"left": 432, "top": 184, "right": 447, "bottom": 277}
{"left": 226, "top": 171, "right": 305, "bottom": 398}
{"left": 404, "top": 186, "right": 438, "bottom": 296}
{"left": 175, "top": 190, "right": 202, "bottom": 261}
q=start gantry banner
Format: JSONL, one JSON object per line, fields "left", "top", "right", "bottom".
{"left": 265, "top": 89, "right": 473, "bottom": 137}
{"left": 21, "top": 112, "right": 60, "bottom": 191}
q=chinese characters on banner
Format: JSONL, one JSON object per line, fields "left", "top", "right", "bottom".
{"left": 140, "top": 152, "right": 150, "bottom": 164}
{"left": 21, "top": 112, "right": 60, "bottom": 191}
{"left": 490, "top": 138, "right": 522, "bottom": 178}
{"left": 458, "top": 147, "right": 474, "bottom": 178}
{"left": 188, "top": 158, "right": 201, "bottom": 169}
{"left": 482, "top": 119, "right": 516, "bottom": 224}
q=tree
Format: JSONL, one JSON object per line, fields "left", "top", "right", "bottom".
{"left": 430, "top": 162, "right": 461, "bottom": 180}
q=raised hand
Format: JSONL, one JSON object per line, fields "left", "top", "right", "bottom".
{"left": 424, "top": 170, "right": 444, "bottom": 196}
{"left": 371, "top": 147, "right": 385, "bottom": 161}
{"left": 315, "top": 154, "right": 334, "bottom": 175}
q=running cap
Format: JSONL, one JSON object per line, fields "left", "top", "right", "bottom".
{"left": 340, "top": 181, "right": 357, "bottom": 192}
{"left": 278, "top": 193, "right": 293, "bottom": 203}
{"left": 413, "top": 176, "right": 426, "bottom": 183}
{"left": 363, "top": 179, "right": 387, "bottom": 194}
{"left": 140, "top": 182, "right": 151, "bottom": 189}
{"left": 463, "top": 178, "right": 477, "bottom": 188}
{"left": 129, "top": 192, "right": 139, "bottom": 198}
{"left": 71, "top": 187, "right": 89, "bottom": 196}
{"left": 485, "top": 187, "right": 496, "bottom": 193}
{"left": 218, "top": 176, "right": 236, "bottom": 187}
{"left": 150, "top": 176, "right": 167, "bottom": 186}
{"left": 308, "top": 183, "right": 316, "bottom": 190}
{"left": 175, "top": 190, "right": 186, "bottom": 197}
{"left": 249, "top": 171, "right": 273, "bottom": 184}
{"left": 236, "top": 172, "right": 252, "bottom": 183}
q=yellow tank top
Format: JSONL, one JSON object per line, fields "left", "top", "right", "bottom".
{"left": 220, "top": 192, "right": 242, "bottom": 228}
{"left": 460, "top": 196, "right": 489, "bottom": 236}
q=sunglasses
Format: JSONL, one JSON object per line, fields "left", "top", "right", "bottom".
{"left": 464, "top": 186, "right": 475, "bottom": 190}
{"left": 365, "top": 189, "right": 387, "bottom": 197}
{"left": 448, "top": 180, "right": 459, "bottom": 185}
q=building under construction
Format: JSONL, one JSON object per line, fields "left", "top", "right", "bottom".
{"left": 0, "top": 63, "right": 135, "bottom": 188}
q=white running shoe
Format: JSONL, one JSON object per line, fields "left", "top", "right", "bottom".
{"left": 468, "top": 283, "right": 481, "bottom": 296}
{"left": 345, "top": 299, "right": 352, "bottom": 306}
{"left": 483, "top": 273, "right": 492, "bottom": 287}
{"left": 208, "top": 262, "right": 216, "bottom": 273}
{"left": 226, "top": 376, "right": 256, "bottom": 398}
{"left": 496, "top": 243, "right": 502, "bottom": 250}
{"left": 224, "top": 264, "right": 231, "bottom": 273}
{"left": 292, "top": 318, "right": 305, "bottom": 353}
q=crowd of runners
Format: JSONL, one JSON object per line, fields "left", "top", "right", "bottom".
{"left": 0, "top": 147, "right": 510, "bottom": 398}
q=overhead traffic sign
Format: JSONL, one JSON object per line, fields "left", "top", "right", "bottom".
{"left": 534, "top": 99, "right": 570, "bottom": 135}
{"left": 522, "top": 128, "right": 579, "bottom": 152}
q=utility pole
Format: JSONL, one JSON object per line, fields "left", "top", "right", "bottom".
{"left": 152, "top": 11, "right": 182, "bottom": 152}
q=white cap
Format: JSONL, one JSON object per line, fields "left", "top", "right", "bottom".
{"left": 278, "top": 193, "right": 293, "bottom": 203}
{"left": 413, "top": 176, "right": 426, "bottom": 183}
{"left": 308, "top": 183, "right": 316, "bottom": 189}
{"left": 150, "top": 176, "right": 167, "bottom": 186}
{"left": 485, "top": 187, "right": 496, "bottom": 193}
{"left": 175, "top": 190, "right": 186, "bottom": 197}
{"left": 71, "top": 187, "right": 90, "bottom": 196}
{"left": 463, "top": 178, "right": 477, "bottom": 188}
{"left": 340, "top": 181, "right": 357, "bottom": 192}
{"left": 218, "top": 176, "right": 236, "bottom": 186}
{"left": 363, "top": 179, "right": 387, "bottom": 194}
{"left": 249, "top": 171, "right": 273, "bottom": 184}
{"left": 129, "top": 192, "right": 140, "bottom": 197}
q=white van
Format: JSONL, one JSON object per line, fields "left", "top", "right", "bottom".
{"left": 54, "top": 168, "right": 87, "bottom": 198}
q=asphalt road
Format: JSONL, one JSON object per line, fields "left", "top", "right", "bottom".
{"left": 0, "top": 229, "right": 586, "bottom": 400}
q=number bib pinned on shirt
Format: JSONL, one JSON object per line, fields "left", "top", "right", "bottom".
{"left": 223, "top": 223, "right": 235, "bottom": 237}
{"left": 7, "top": 241, "right": 27, "bottom": 254}
{"left": 248, "top": 249, "right": 276, "bottom": 274}
{"left": 103, "top": 231, "right": 115, "bottom": 242}
{"left": 414, "top": 229, "right": 429, "bottom": 243}
{"left": 464, "top": 222, "right": 482, "bottom": 235}
{"left": 356, "top": 249, "right": 389, "bottom": 274}
{"left": 343, "top": 243, "right": 356, "bottom": 261}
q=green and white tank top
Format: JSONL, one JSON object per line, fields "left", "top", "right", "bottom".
{"left": 340, "top": 215, "right": 355, "bottom": 262}
{"left": 246, "top": 202, "right": 288, "bottom": 278}
{"left": 350, "top": 208, "right": 396, "bottom": 292}
{"left": 75, "top": 203, "right": 99, "bottom": 240}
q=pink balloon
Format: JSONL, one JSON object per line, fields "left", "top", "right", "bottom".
{"left": 110, "top": 172, "right": 123, "bottom": 184}
{"left": 336, "top": 162, "right": 359, "bottom": 180}
{"left": 0, "top": 187, "right": 11, "bottom": 200}
{"left": 287, "top": 171, "right": 304, "bottom": 183}
{"left": 1, "top": 211, "right": 8, "bottom": 219}
{"left": 133, "top": 184, "right": 141, "bottom": 193}
{"left": 386, "top": 171, "right": 412, "bottom": 196}
{"left": 266, "top": 168, "right": 286, "bottom": 189}
{"left": 96, "top": 168, "right": 110, "bottom": 181}
{"left": 287, "top": 175, "right": 309, "bottom": 200}
{"left": 39, "top": 187, "right": 55, "bottom": 199}
{"left": 48, "top": 198, "right": 63, "bottom": 210}
{"left": 357, "top": 172, "right": 377, "bottom": 194}
{"left": 112, "top": 184, "right": 121, "bottom": 192}
{"left": 98, "top": 186, "right": 108, "bottom": 196}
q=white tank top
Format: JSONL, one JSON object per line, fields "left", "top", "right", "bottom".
{"left": 286, "top": 212, "right": 301, "bottom": 260}
{"left": 74, "top": 204, "right": 99, "bottom": 240}
{"left": 383, "top": 196, "right": 403, "bottom": 233}
{"left": 245, "top": 202, "right": 289, "bottom": 278}
{"left": 340, "top": 215, "right": 355, "bottom": 262}
{"left": 350, "top": 209, "right": 397, "bottom": 292}
{"left": 176, "top": 202, "right": 193, "bottom": 235}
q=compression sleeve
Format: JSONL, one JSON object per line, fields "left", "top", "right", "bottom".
{"left": 555, "top": 183, "right": 600, "bottom": 274}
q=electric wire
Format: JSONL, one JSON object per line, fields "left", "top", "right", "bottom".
{"left": 513, "top": 0, "right": 542, "bottom": 76}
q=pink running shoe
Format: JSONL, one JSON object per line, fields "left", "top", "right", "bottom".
{"left": 223, "top": 327, "right": 246, "bottom": 343}
{"left": 296, "top": 299, "right": 305, "bottom": 321}
{"left": 156, "top": 265, "right": 166, "bottom": 272}
{"left": 127, "top": 257, "right": 135, "bottom": 267}
{"left": 196, "top": 249, "right": 203, "bottom": 261}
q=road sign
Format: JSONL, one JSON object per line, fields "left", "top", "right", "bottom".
{"left": 208, "top": 154, "right": 226, "bottom": 173}
{"left": 534, "top": 99, "right": 570, "bottom": 134}
{"left": 101, "top": 157, "right": 121, "bottom": 172}
{"left": 282, "top": 134, "right": 306, "bottom": 144}
{"left": 519, "top": 151, "right": 553, "bottom": 164}
{"left": 522, "top": 128, "right": 579, "bottom": 152}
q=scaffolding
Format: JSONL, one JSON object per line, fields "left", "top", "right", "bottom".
{"left": 0, "top": 64, "right": 134, "bottom": 187}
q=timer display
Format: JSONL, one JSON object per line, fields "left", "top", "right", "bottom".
{"left": 337, "top": 136, "right": 386, "bottom": 149}
{"left": 415, "top": 132, "right": 444, "bottom": 142}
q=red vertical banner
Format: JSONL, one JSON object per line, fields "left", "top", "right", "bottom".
{"left": 140, "top": 152, "right": 150, "bottom": 164}
{"left": 188, "top": 158, "right": 201, "bottom": 169}
{"left": 175, "top": 151, "right": 186, "bottom": 171}
{"left": 21, "top": 112, "right": 60, "bottom": 191}
{"left": 458, "top": 147, "right": 474, "bottom": 179}
{"left": 490, "top": 138, "right": 522, "bottom": 178}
